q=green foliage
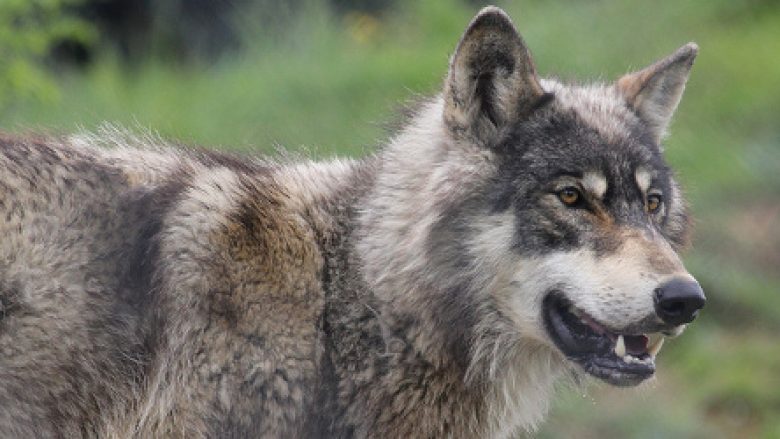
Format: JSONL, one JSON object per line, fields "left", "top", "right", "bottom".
{"left": 0, "top": 0, "right": 95, "bottom": 108}
{"left": 1, "top": 0, "right": 778, "bottom": 436}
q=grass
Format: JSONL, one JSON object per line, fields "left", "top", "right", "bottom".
{"left": 2, "top": 0, "right": 779, "bottom": 436}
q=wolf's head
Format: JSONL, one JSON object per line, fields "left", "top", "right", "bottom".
{"left": 359, "top": 6, "right": 703, "bottom": 396}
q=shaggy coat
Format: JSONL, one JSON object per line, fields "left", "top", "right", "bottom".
{"left": 0, "top": 7, "right": 700, "bottom": 438}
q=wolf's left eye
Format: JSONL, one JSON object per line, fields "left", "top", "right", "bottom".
{"left": 557, "top": 187, "right": 582, "bottom": 207}
{"left": 646, "top": 194, "right": 663, "bottom": 213}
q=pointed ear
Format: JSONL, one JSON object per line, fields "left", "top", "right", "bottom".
{"left": 443, "top": 7, "right": 546, "bottom": 142}
{"left": 617, "top": 43, "right": 698, "bottom": 144}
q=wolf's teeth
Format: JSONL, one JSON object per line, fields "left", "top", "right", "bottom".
{"left": 648, "top": 335, "right": 665, "bottom": 358}
{"left": 647, "top": 332, "right": 663, "bottom": 345}
{"left": 615, "top": 335, "right": 626, "bottom": 357}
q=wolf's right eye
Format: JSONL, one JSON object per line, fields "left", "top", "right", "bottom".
{"left": 646, "top": 194, "right": 663, "bottom": 213}
{"left": 557, "top": 187, "right": 581, "bottom": 206}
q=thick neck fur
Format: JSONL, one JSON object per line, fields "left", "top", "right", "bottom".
{"left": 342, "top": 97, "right": 564, "bottom": 436}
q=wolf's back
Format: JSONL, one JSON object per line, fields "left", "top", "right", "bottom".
{"left": 0, "top": 134, "right": 332, "bottom": 436}
{"left": 0, "top": 134, "right": 155, "bottom": 436}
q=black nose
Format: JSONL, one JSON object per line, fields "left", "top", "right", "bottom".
{"left": 654, "top": 278, "right": 706, "bottom": 325}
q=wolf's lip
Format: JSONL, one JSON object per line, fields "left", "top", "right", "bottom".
{"left": 542, "top": 293, "right": 665, "bottom": 386}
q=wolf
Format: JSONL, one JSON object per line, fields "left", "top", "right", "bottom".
{"left": 0, "top": 6, "right": 704, "bottom": 438}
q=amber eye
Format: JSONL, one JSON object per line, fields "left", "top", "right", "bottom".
{"left": 647, "top": 194, "right": 663, "bottom": 213}
{"left": 557, "top": 187, "right": 581, "bottom": 206}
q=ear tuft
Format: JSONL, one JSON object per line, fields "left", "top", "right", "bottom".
{"left": 617, "top": 43, "right": 698, "bottom": 143}
{"left": 443, "top": 6, "right": 545, "bottom": 143}
{"left": 466, "top": 6, "right": 519, "bottom": 38}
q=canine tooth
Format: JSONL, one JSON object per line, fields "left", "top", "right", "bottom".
{"left": 615, "top": 335, "right": 626, "bottom": 357}
{"left": 648, "top": 336, "right": 665, "bottom": 357}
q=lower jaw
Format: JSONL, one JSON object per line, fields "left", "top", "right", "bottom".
{"left": 584, "top": 364, "right": 653, "bottom": 387}
{"left": 572, "top": 355, "right": 655, "bottom": 387}
{"left": 542, "top": 293, "right": 659, "bottom": 386}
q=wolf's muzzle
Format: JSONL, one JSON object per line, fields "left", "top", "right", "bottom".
{"left": 653, "top": 278, "right": 706, "bottom": 325}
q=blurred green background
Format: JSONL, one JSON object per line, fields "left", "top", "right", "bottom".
{"left": 1, "top": 0, "right": 778, "bottom": 437}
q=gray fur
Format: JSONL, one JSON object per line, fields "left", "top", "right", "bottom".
{"left": 617, "top": 43, "right": 699, "bottom": 143}
{"left": 0, "top": 7, "right": 700, "bottom": 438}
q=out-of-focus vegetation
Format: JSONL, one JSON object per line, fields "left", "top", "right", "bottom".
{"left": 0, "top": 0, "right": 95, "bottom": 106}
{"left": 1, "top": 0, "right": 778, "bottom": 437}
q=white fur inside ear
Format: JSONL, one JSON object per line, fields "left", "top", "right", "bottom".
{"left": 631, "top": 74, "right": 688, "bottom": 141}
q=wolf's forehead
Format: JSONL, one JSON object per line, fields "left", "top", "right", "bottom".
{"left": 540, "top": 79, "right": 638, "bottom": 143}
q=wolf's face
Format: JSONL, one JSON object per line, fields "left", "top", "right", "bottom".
{"left": 440, "top": 8, "right": 704, "bottom": 386}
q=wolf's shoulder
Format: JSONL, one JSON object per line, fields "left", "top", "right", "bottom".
{"left": 157, "top": 162, "right": 326, "bottom": 297}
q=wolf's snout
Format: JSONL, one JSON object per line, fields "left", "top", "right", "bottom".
{"left": 653, "top": 278, "right": 706, "bottom": 325}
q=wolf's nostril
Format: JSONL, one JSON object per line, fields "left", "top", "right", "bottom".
{"left": 658, "top": 298, "right": 685, "bottom": 316}
{"left": 653, "top": 278, "right": 706, "bottom": 325}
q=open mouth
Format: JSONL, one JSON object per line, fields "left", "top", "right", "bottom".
{"left": 543, "top": 294, "right": 666, "bottom": 386}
